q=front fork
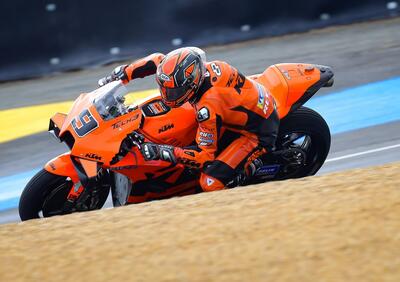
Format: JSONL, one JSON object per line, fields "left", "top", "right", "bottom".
{"left": 44, "top": 153, "right": 110, "bottom": 213}
{"left": 65, "top": 158, "right": 111, "bottom": 212}
{"left": 67, "top": 182, "right": 84, "bottom": 202}
{"left": 64, "top": 172, "right": 109, "bottom": 212}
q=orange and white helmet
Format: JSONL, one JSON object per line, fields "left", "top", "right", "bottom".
{"left": 156, "top": 47, "right": 206, "bottom": 107}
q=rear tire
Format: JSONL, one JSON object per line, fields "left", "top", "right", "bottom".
{"left": 18, "top": 169, "right": 109, "bottom": 221}
{"left": 276, "top": 106, "right": 331, "bottom": 178}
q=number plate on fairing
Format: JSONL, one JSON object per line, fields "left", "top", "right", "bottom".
{"left": 71, "top": 109, "right": 99, "bottom": 137}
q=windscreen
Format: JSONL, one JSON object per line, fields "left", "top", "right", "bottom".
{"left": 93, "top": 81, "right": 130, "bottom": 121}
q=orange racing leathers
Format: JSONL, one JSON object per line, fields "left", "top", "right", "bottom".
{"left": 123, "top": 55, "right": 280, "bottom": 192}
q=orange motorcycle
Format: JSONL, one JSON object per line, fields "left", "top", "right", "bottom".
{"left": 19, "top": 63, "right": 333, "bottom": 220}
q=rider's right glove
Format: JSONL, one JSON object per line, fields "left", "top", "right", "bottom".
{"left": 141, "top": 143, "right": 177, "bottom": 164}
{"left": 123, "top": 132, "right": 177, "bottom": 164}
{"left": 98, "top": 64, "right": 129, "bottom": 87}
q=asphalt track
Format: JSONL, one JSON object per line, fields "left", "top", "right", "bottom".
{"left": 0, "top": 18, "right": 400, "bottom": 223}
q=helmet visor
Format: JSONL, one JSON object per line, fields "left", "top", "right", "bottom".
{"left": 160, "top": 85, "right": 193, "bottom": 103}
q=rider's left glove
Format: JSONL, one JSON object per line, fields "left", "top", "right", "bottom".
{"left": 98, "top": 64, "right": 129, "bottom": 87}
{"left": 141, "top": 143, "right": 177, "bottom": 164}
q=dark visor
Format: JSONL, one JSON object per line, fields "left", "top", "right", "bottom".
{"left": 160, "top": 85, "right": 192, "bottom": 102}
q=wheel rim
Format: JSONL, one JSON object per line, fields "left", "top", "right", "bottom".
{"left": 42, "top": 181, "right": 73, "bottom": 217}
{"left": 276, "top": 131, "right": 321, "bottom": 178}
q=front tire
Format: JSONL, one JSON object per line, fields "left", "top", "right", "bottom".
{"left": 19, "top": 169, "right": 109, "bottom": 221}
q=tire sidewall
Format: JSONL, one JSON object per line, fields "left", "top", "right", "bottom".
{"left": 18, "top": 169, "right": 68, "bottom": 220}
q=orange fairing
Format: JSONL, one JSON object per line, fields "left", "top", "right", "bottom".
{"left": 67, "top": 104, "right": 142, "bottom": 165}
{"left": 50, "top": 113, "right": 67, "bottom": 129}
{"left": 140, "top": 97, "right": 197, "bottom": 146}
{"left": 44, "top": 153, "right": 79, "bottom": 182}
{"left": 56, "top": 83, "right": 142, "bottom": 165}
{"left": 253, "top": 63, "right": 332, "bottom": 119}
{"left": 251, "top": 66, "right": 289, "bottom": 118}
{"left": 55, "top": 81, "right": 196, "bottom": 166}
{"left": 80, "top": 159, "right": 98, "bottom": 178}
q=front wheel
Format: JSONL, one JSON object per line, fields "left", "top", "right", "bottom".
{"left": 274, "top": 106, "right": 331, "bottom": 179}
{"left": 18, "top": 169, "right": 110, "bottom": 221}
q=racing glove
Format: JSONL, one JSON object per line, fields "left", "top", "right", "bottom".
{"left": 98, "top": 64, "right": 129, "bottom": 87}
{"left": 124, "top": 131, "right": 176, "bottom": 164}
{"left": 141, "top": 143, "right": 177, "bottom": 164}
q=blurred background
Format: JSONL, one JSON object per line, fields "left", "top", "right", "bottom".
{"left": 1, "top": 0, "right": 397, "bottom": 81}
{"left": 0, "top": 0, "right": 399, "bottom": 223}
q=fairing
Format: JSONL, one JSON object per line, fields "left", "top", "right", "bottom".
{"left": 252, "top": 63, "right": 333, "bottom": 118}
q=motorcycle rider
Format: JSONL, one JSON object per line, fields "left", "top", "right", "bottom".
{"left": 99, "top": 47, "right": 279, "bottom": 192}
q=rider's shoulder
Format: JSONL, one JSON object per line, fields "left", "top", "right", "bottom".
{"left": 205, "top": 61, "right": 234, "bottom": 86}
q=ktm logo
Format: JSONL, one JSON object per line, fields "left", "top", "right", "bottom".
{"left": 159, "top": 124, "right": 174, "bottom": 133}
{"left": 85, "top": 153, "right": 102, "bottom": 160}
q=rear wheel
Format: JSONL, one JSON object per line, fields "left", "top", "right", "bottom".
{"left": 274, "top": 106, "right": 331, "bottom": 179}
{"left": 18, "top": 169, "right": 110, "bottom": 221}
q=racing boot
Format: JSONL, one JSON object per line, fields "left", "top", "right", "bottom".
{"left": 226, "top": 157, "right": 263, "bottom": 188}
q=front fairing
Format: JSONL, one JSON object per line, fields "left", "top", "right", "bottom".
{"left": 58, "top": 81, "right": 143, "bottom": 165}
{"left": 60, "top": 81, "right": 133, "bottom": 134}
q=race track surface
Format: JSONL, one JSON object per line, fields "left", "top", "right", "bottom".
{"left": 1, "top": 163, "right": 399, "bottom": 282}
{"left": 0, "top": 18, "right": 400, "bottom": 223}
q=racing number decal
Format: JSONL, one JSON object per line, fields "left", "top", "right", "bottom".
{"left": 71, "top": 109, "right": 98, "bottom": 137}
{"left": 210, "top": 63, "right": 221, "bottom": 76}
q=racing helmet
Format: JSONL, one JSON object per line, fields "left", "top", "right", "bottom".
{"left": 156, "top": 47, "right": 206, "bottom": 107}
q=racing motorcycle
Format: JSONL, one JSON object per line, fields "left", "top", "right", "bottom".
{"left": 19, "top": 63, "right": 334, "bottom": 221}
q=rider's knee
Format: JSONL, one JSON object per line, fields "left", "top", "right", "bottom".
{"left": 199, "top": 173, "right": 225, "bottom": 192}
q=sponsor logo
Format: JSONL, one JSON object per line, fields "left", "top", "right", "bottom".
{"left": 180, "top": 158, "right": 201, "bottom": 168}
{"left": 199, "top": 142, "right": 211, "bottom": 146}
{"left": 199, "top": 137, "right": 214, "bottom": 144}
{"left": 256, "top": 84, "right": 270, "bottom": 114}
{"left": 263, "top": 101, "right": 270, "bottom": 114}
{"left": 255, "top": 165, "right": 280, "bottom": 176}
{"left": 198, "top": 131, "right": 214, "bottom": 145}
{"left": 149, "top": 104, "right": 158, "bottom": 114}
{"left": 85, "top": 153, "right": 102, "bottom": 160}
{"left": 199, "top": 132, "right": 213, "bottom": 138}
{"left": 197, "top": 107, "right": 210, "bottom": 122}
{"left": 234, "top": 72, "right": 246, "bottom": 94}
{"left": 159, "top": 123, "right": 174, "bottom": 133}
{"left": 227, "top": 75, "right": 234, "bottom": 86}
{"left": 159, "top": 73, "right": 170, "bottom": 81}
{"left": 257, "top": 85, "right": 265, "bottom": 110}
{"left": 226, "top": 67, "right": 236, "bottom": 87}
{"left": 110, "top": 165, "right": 137, "bottom": 171}
{"left": 206, "top": 177, "right": 215, "bottom": 186}
{"left": 112, "top": 114, "right": 139, "bottom": 129}
{"left": 147, "top": 101, "right": 168, "bottom": 115}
